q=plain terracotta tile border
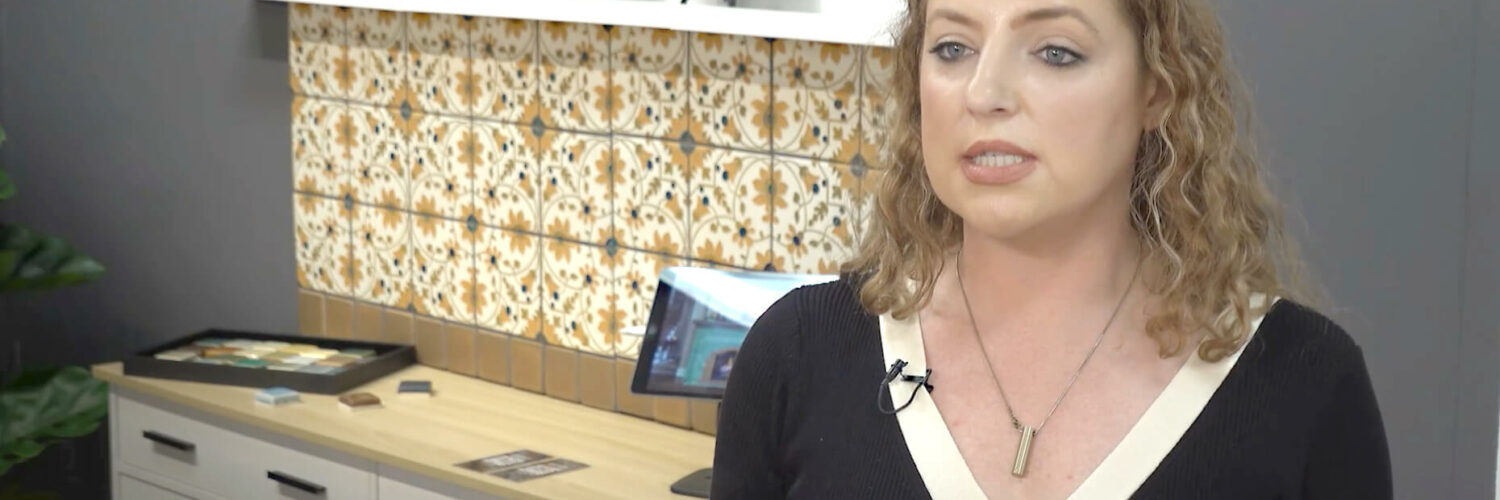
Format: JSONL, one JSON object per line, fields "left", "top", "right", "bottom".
{"left": 353, "top": 302, "right": 384, "bottom": 341}
{"left": 653, "top": 397, "right": 691, "bottom": 428}
{"left": 324, "top": 297, "right": 353, "bottom": 339}
{"left": 383, "top": 310, "right": 414, "bottom": 345}
{"left": 446, "top": 324, "right": 477, "bottom": 376}
{"left": 476, "top": 331, "right": 510, "bottom": 385}
{"left": 510, "top": 336, "right": 544, "bottom": 393}
{"left": 577, "top": 352, "right": 615, "bottom": 411}
{"left": 297, "top": 290, "right": 324, "bottom": 336}
{"left": 544, "top": 345, "right": 579, "bottom": 402}
{"left": 414, "top": 317, "right": 446, "bottom": 368}
{"left": 690, "top": 400, "right": 719, "bottom": 435}
{"left": 615, "top": 358, "right": 654, "bottom": 419}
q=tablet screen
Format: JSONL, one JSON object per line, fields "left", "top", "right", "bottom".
{"left": 629, "top": 267, "right": 837, "bottom": 399}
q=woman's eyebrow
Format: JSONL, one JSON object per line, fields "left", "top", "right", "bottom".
{"left": 928, "top": 6, "right": 1100, "bottom": 35}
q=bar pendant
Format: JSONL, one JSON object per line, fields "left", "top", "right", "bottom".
{"left": 1012, "top": 426, "right": 1037, "bottom": 477}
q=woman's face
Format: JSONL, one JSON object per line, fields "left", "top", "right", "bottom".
{"left": 920, "top": 0, "right": 1161, "bottom": 241}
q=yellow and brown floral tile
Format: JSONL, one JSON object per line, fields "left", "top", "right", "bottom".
{"left": 289, "top": 4, "right": 347, "bottom": 99}
{"left": 476, "top": 225, "right": 542, "bottom": 337}
{"left": 689, "top": 147, "right": 775, "bottom": 270}
{"left": 538, "top": 130, "right": 612, "bottom": 245}
{"left": 772, "top": 40, "right": 861, "bottom": 162}
{"left": 347, "top": 9, "right": 404, "bottom": 105}
{"left": 412, "top": 213, "right": 476, "bottom": 323}
{"left": 689, "top": 33, "right": 773, "bottom": 151}
{"left": 346, "top": 103, "right": 409, "bottom": 210}
{"left": 538, "top": 22, "right": 611, "bottom": 133}
{"left": 406, "top": 13, "right": 474, "bottom": 116}
{"left": 859, "top": 46, "right": 896, "bottom": 169}
{"left": 292, "top": 97, "right": 350, "bottom": 198}
{"left": 611, "top": 135, "right": 691, "bottom": 257}
{"left": 611, "top": 249, "right": 681, "bottom": 359}
{"left": 774, "top": 157, "right": 859, "bottom": 274}
{"left": 409, "top": 113, "right": 476, "bottom": 220}
{"left": 473, "top": 18, "right": 540, "bottom": 124}
{"left": 294, "top": 193, "right": 352, "bottom": 295}
{"left": 351, "top": 203, "right": 414, "bottom": 308}
{"left": 540, "top": 240, "right": 614, "bottom": 355}
{"left": 473, "top": 120, "right": 541, "bottom": 232}
{"left": 611, "top": 26, "right": 690, "bottom": 139}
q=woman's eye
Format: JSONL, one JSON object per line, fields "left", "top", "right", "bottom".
{"left": 1037, "top": 45, "right": 1083, "bottom": 66}
{"left": 929, "top": 41, "right": 973, "bottom": 62}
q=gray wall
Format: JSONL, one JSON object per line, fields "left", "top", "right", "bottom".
{"left": 0, "top": 0, "right": 292, "bottom": 496}
{"left": 0, "top": 0, "right": 1494, "bottom": 498}
{"left": 1216, "top": 0, "right": 1496, "bottom": 497}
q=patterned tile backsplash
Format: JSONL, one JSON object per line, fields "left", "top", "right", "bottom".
{"left": 289, "top": 4, "right": 892, "bottom": 431}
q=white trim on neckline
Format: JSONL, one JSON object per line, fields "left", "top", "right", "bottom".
{"left": 879, "top": 295, "right": 1279, "bottom": 499}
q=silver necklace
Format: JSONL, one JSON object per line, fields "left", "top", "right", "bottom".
{"left": 954, "top": 250, "right": 1140, "bottom": 477}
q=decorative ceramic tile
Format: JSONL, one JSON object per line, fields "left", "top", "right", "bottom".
{"left": 774, "top": 157, "right": 859, "bottom": 274}
{"left": 538, "top": 22, "right": 611, "bottom": 132}
{"left": 406, "top": 13, "right": 474, "bottom": 115}
{"left": 292, "top": 97, "right": 350, "bottom": 198}
{"left": 475, "top": 225, "right": 542, "bottom": 337}
{"left": 611, "top": 27, "right": 689, "bottom": 139}
{"left": 294, "top": 193, "right": 352, "bottom": 294}
{"left": 346, "top": 103, "right": 409, "bottom": 210}
{"left": 612, "top": 136, "right": 691, "bottom": 256}
{"left": 289, "top": 4, "right": 347, "bottom": 98}
{"left": 856, "top": 164, "right": 886, "bottom": 243}
{"left": 772, "top": 40, "right": 861, "bottom": 162}
{"left": 347, "top": 9, "right": 404, "bottom": 105}
{"left": 473, "top": 18, "right": 540, "bottom": 124}
{"left": 473, "top": 120, "right": 540, "bottom": 231}
{"left": 689, "top": 147, "right": 775, "bottom": 269}
{"left": 859, "top": 46, "right": 896, "bottom": 168}
{"left": 540, "top": 240, "right": 614, "bottom": 354}
{"left": 412, "top": 213, "right": 476, "bottom": 323}
{"left": 409, "top": 113, "right": 476, "bottom": 219}
{"left": 351, "top": 203, "right": 413, "bottom": 308}
{"left": 538, "top": 130, "right": 612, "bottom": 245}
{"left": 612, "top": 249, "right": 681, "bottom": 359}
{"left": 689, "top": 33, "right": 773, "bottom": 151}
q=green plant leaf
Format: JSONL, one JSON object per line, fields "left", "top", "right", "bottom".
{"left": 0, "top": 367, "right": 108, "bottom": 475}
{"left": 0, "top": 225, "right": 105, "bottom": 291}
{"left": 0, "top": 169, "right": 14, "bottom": 202}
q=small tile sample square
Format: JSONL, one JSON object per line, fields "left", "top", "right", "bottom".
{"left": 338, "top": 392, "right": 382, "bottom": 411}
{"left": 455, "top": 450, "right": 551, "bottom": 474}
{"left": 397, "top": 380, "right": 433, "bottom": 397}
{"left": 340, "top": 348, "right": 377, "bottom": 358}
{"left": 255, "top": 387, "right": 301, "bottom": 406}
{"left": 267, "top": 363, "right": 302, "bottom": 372}
{"left": 153, "top": 350, "right": 197, "bottom": 361}
{"left": 202, "top": 347, "right": 239, "bottom": 357}
{"left": 260, "top": 341, "right": 291, "bottom": 349}
{"left": 286, "top": 344, "right": 320, "bottom": 352}
{"left": 299, "top": 364, "right": 342, "bottom": 375}
{"left": 193, "top": 338, "right": 229, "bottom": 347}
{"left": 492, "top": 459, "right": 589, "bottom": 482}
{"left": 284, "top": 356, "right": 320, "bottom": 366}
{"left": 234, "top": 359, "right": 269, "bottom": 368}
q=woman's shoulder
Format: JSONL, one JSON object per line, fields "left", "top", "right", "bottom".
{"left": 749, "top": 275, "right": 876, "bottom": 347}
{"left": 1246, "top": 298, "right": 1369, "bottom": 379}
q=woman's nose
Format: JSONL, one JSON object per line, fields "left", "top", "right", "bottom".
{"left": 964, "top": 45, "right": 1020, "bottom": 117}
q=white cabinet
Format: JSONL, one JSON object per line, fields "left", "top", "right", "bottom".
{"left": 109, "top": 389, "right": 496, "bottom": 500}
{"left": 118, "top": 473, "right": 196, "bottom": 500}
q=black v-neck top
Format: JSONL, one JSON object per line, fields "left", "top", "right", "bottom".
{"left": 711, "top": 278, "right": 1392, "bottom": 499}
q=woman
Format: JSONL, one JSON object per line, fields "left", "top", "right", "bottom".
{"left": 712, "top": 0, "right": 1392, "bottom": 498}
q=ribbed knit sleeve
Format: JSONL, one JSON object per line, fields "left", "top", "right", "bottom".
{"left": 711, "top": 288, "right": 803, "bottom": 499}
{"left": 1300, "top": 337, "right": 1392, "bottom": 498}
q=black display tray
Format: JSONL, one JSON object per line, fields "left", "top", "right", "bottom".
{"left": 123, "top": 329, "right": 416, "bottom": 394}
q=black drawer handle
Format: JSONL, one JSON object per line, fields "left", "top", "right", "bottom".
{"left": 141, "top": 431, "right": 195, "bottom": 452}
{"left": 267, "top": 470, "right": 326, "bottom": 495}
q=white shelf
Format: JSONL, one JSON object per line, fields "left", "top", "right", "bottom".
{"left": 273, "top": 0, "right": 904, "bottom": 47}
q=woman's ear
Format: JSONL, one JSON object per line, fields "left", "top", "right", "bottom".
{"left": 1142, "top": 75, "right": 1170, "bottom": 131}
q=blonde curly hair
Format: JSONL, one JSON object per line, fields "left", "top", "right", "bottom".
{"left": 844, "top": 0, "right": 1319, "bottom": 362}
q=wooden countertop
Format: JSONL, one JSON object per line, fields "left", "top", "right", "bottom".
{"left": 92, "top": 362, "right": 714, "bottom": 500}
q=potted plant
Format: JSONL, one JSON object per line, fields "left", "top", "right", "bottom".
{"left": 0, "top": 124, "right": 109, "bottom": 490}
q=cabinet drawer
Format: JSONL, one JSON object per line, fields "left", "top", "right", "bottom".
{"left": 118, "top": 473, "right": 196, "bottom": 500}
{"left": 115, "top": 394, "right": 244, "bottom": 495}
{"left": 232, "top": 434, "right": 375, "bottom": 499}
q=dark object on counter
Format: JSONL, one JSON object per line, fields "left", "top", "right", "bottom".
{"left": 124, "top": 329, "right": 416, "bottom": 394}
